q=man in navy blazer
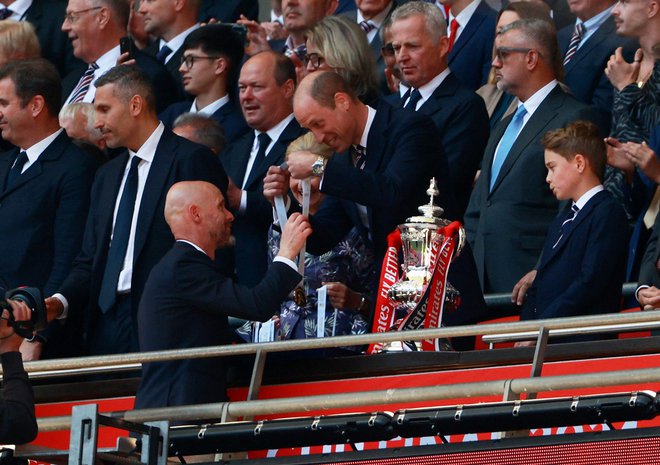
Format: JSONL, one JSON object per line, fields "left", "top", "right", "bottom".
{"left": 557, "top": 0, "right": 637, "bottom": 132}
{"left": 134, "top": 181, "right": 309, "bottom": 409}
{"left": 465, "top": 19, "right": 602, "bottom": 297}
{"left": 221, "top": 52, "right": 305, "bottom": 286}
{"left": 519, "top": 122, "right": 627, "bottom": 333}
{"left": 440, "top": 0, "right": 497, "bottom": 91}
{"left": 46, "top": 65, "right": 227, "bottom": 357}
{"left": 61, "top": 0, "right": 180, "bottom": 112}
{"left": 390, "top": 1, "right": 489, "bottom": 219}
{"left": 0, "top": 59, "right": 96, "bottom": 360}
{"left": 198, "top": 0, "right": 258, "bottom": 22}
{"left": 158, "top": 25, "right": 248, "bottom": 146}
{"left": 270, "top": 70, "right": 488, "bottom": 339}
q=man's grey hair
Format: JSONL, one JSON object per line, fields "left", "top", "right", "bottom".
{"left": 498, "top": 18, "right": 559, "bottom": 70}
{"left": 173, "top": 113, "right": 226, "bottom": 154}
{"left": 390, "top": 1, "right": 447, "bottom": 44}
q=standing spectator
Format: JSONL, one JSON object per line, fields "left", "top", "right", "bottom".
{"left": 45, "top": 65, "right": 227, "bottom": 357}
{"left": 465, "top": 19, "right": 601, "bottom": 297}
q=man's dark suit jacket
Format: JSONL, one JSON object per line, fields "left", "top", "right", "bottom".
{"left": 58, "top": 130, "right": 227, "bottom": 355}
{"left": 198, "top": 0, "right": 259, "bottom": 22}
{"left": 134, "top": 241, "right": 300, "bottom": 409}
{"left": 23, "top": 0, "right": 82, "bottom": 77}
{"left": 410, "top": 72, "right": 490, "bottom": 219}
{"left": 221, "top": 119, "right": 305, "bottom": 286}
{"left": 342, "top": 2, "right": 398, "bottom": 95}
{"left": 143, "top": 41, "right": 187, "bottom": 99}
{"left": 307, "top": 101, "right": 488, "bottom": 330}
{"left": 558, "top": 15, "right": 638, "bottom": 132}
{"left": 0, "top": 132, "right": 96, "bottom": 357}
{"left": 62, "top": 49, "right": 182, "bottom": 113}
{"left": 0, "top": 352, "right": 37, "bottom": 445}
{"left": 521, "top": 190, "right": 627, "bottom": 321}
{"left": 465, "top": 85, "right": 601, "bottom": 294}
{"left": 447, "top": 1, "right": 497, "bottom": 91}
{"left": 159, "top": 100, "right": 249, "bottom": 146}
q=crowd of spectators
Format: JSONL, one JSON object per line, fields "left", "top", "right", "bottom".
{"left": 0, "top": 0, "right": 658, "bottom": 408}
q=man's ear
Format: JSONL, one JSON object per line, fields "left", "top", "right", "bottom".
{"left": 334, "top": 92, "right": 350, "bottom": 111}
{"left": 129, "top": 94, "right": 143, "bottom": 116}
{"left": 574, "top": 153, "right": 586, "bottom": 173}
{"left": 29, "top": 95, "right": 45, "bottom": 118}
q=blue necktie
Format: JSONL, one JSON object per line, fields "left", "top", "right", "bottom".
{"left": 98, "top": 156, "right": 141, "bottom": 313}
{"left": 490, "top": 105, "right": 527, "bottom": 191}
{"left": 5, "top": 151, "right": 27, "bottom": 190}
{"left": 156, "top": 45, "right": 172, "bottom": 63}
{"left": 552, "top": 204, "right": 579, "bottom": 249}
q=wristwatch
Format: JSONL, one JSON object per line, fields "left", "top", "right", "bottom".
{"left": 311, "top": 156, "right": 327, "bottom": 176}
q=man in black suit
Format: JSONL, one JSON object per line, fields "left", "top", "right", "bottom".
{"left": 0, "top": 59, "right": 96, "bottom": 361}
{"left": 0, "top": 0, "right": 82, "bottom": 77}
{"left": 198, "top": 0, "right": 258, "bottom": 22}
{"left": 45, "top": 65, "right": 227, "bottom": 357}
{"left": 437, "top": 0, "right": 497, "bottom": 91}
{"left": 134, "top": 181, "right": 310, "bottom": 409}
{"left": 342, "top": 0, "right": 398, "bottom": 94}
{"left": 158, "top": 24, "right": 249, "bottom": 146}
{"left": 61, "top": 0, "right": 179, "bottom": 112}
{"left": 139, "top": 0, "right": 200, "bottom": 93}
{"left": 390, "top": 0, "right": 489, "bottom": 219}
{"left": 267, "top": 71, "right": 487, "bottom": 337}
{"left": 465, "top": 19, "right": 601, "bottom": 297}
{"left": 221, "top": 51, "right": 305, "bottom": 286}
{"left": 557, "top": 0, "right": 637, "bottom": 131}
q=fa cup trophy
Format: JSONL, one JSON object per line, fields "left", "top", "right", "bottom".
{"left": 368, "top": 178, "right": 465, "bottom": 353}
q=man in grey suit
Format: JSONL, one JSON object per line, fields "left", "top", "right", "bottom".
{"left": 464, "top": 18, "right": 601, "bottom": 298}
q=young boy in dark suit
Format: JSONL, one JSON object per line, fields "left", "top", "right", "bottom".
{"left": 517, "top": 121, "right": 628, "bottom": 339}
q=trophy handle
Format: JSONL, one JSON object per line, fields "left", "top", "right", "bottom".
{"left": 451, "top": 225, "right": 466, "bottom": 261}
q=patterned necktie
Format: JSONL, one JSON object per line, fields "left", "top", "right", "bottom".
{"left": 352, "top": 145, "right": 367, "bottom": 170}
{"left": 404, "top": 88, "right": 422, "bottom": 110}
{"left": 563, "top": 22, "right": 585, "bottom": 65}
{"left": 359, "top": 20, "right": 376, "bottom": 34}
{"left": 448, "top": 19, "right": 460, "bottom": 51}
{"left": 553, "top": 204, "right": 579, "bottom": 249}
{"left": 5, "top": 151, "right": 28, "bottom": 190}
{"left": 490, "top": 104, "right": 527, "bottom": 191}
{"left": 98, "top": 156, "right": 141, "bottom": 313}
{"left": 156, "top": 44, "right": 172, "bottom": 64}
{"left": 69, "top": 62, "right": 99, "bottom": 104}
{"left": 0, "top": 8, "right": 12, "bottom": 20}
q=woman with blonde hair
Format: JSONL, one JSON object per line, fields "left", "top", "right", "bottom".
{"left": 0, "top": 20, "right": 40, "bottom": 67}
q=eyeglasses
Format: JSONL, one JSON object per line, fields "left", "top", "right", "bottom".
{"left": 63, "top": 6, "right": 102, "bottom": 23}
{"left": 381, "top": 43, "right": 395, "bottom": 57}
{"left": 180, "top": 55, "right": 221, "bottom": 69}
{"left": 303, "top": 52, "right": 324, "bottom": 70}
{"left": 494, "top": 47, "right": 534, "bottom": 61}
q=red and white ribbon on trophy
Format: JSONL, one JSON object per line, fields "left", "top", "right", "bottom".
{"left": 367, "top": 221, "right": 462, "bottom": 354}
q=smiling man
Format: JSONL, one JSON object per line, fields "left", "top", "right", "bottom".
{"left": 46, "top": 65, "right": 227, "bottom": 357}
{"left": 220, "top": 51, "right": 304, "bottom": 286}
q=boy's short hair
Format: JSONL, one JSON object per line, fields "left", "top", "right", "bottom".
{"left": 542, "top": 121, "right": 606, "bottom": 181}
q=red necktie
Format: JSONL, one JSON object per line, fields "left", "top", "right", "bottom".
{"left": 448, "top": 19, "right": 459, "bottom": 51}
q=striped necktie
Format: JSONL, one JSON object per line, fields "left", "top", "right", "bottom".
{"left": 359, "top": 20, "right": 376, "bottom": 34}
{"left": 563, "top": 22, "right": 585, "bottom": 65}
{"left": 69, "top": 63, "right": 99, "bottom": 103}
{"left": 552, "top": 204, "right": 579, "bottom": 249}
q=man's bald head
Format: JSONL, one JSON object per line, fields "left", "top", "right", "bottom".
{"left": 165, "top": 181, "right": 217, "bottom": 228}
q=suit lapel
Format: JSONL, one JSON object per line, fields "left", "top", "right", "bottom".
{"left": 564, "top": 16, "right": 614, "bottom": 74}
{"left": 99, "top": 152, "right": 130, "bottom": 255}
{"left": 448, "top": 3, "right": 487, "bottom": 61}
{"left": 481, "top": 112, "right": 510, "bottom": 197}
{"left": 133, "top": 131, "right": 177, "bottom": 262}
{"left": 0, "top": 149, "right": 16, "bottom": 194}
{"left": 417, "top": 72, "right": 458, "bottom": 117}
{"left": 490, "top": 86, "right": 564, "bottom": 193}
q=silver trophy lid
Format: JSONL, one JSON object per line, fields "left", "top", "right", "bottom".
{"left": 405, "top": 178, "right": 449, "bottom": 226}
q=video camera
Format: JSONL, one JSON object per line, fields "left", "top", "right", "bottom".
{"left": 0, "top": 287, "right": 46, "bottom": 339}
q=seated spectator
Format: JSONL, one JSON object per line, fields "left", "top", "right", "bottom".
{"left": 305, "top": 15, "right": 380, "bottom": 104}
{"left": 59, "top": 102, "right": 108, "bottom": 164}
{"left": 516, "top": 122, "right": 628, "bottom": 340}
{"left": 0, "top": 20, "right": 40, "bottom": 66}
{"left": 158, "top": 24, "right": 249, "bottom": 145}
{"left": 173, "top": 112, "right": 227, "bottom": 155}
{"left": 237, "top": 133, "right": 376, "bottom": 348}
{"left": 476, "top": 1, "right": 554, "bottom": 130}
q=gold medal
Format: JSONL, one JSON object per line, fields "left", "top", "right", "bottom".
{"left": 293, "top": 286, "right": 307, "bottom": 307}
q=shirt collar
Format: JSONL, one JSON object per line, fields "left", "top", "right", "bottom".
{"left": 95, "top": 45, "right": 121, "bottom": 71}
{"left": 574, "top": 184, "right": 604, "bottom": 210}
{"left": 356, "top": 1, "right": 392, "bottom": 28}
{"left": 176, "top": 239, "right": 208, "bottom": 256}
{"left": 260, "top": 113, "right": 295, "bottom": 145}
{"left": 129, "top": 122, "right": 164, "bottom": 163}
{"left": 449, "top": 0, "right": 480, "bottom": 28}
{"left": 358, "top": 105, "right": 377, "bottom": 148}
{"left": 192, "top": 94, "right": 229, "bottom": 115}
{"left": 417, "top": 68, "right": 451, "bottom": 100}
{"left": 159, "top": 23, "right": 201, "bottom": 56}
{"left": 580, "top": 4, "right": 614, "bottom": 33}
{"left": 520, "top": 79, "right": 558, "bottom": 117}
{"left": 23, "top": 128, "right": 63, "bottom": 163}
{"left": 5, "top": 0, "right": 31, "bottom": 18}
